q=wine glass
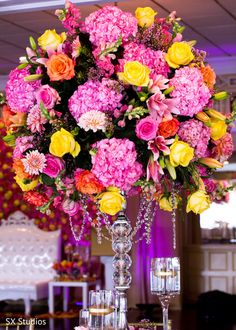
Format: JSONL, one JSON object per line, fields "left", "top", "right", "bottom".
{"left": 150, "top": 257, "right": 180, "bottom": 330}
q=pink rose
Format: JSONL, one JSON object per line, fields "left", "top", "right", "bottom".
{"left": 35, "top": 84, "right": 61, "bottom": 109}
{"left": 135, "top": 116, "right": 158, "bottom": 141}
{"left": 62, "top": 199, "right": 80, "bottom": 216}
{"left": 43, "top": 154, "right": 64, "bottom": 178}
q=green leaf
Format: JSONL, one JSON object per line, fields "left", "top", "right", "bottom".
{"left": 41, "top": 173, "right": 55, "bottom": 186}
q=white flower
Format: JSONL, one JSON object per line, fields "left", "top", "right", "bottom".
{"left": 22, "top": 150, "right": 46, "bottom": 175}
{"left": 78, "top": 110, "right": 107, "bottom": 132}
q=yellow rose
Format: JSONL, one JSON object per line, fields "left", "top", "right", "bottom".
{"left": 14, "top": 176, "right": 38, "bottom": 192}
{"left": 135, "top": 7, "right": 157, "bottom": 27}
{"left": 49, "top": 128, "right": 80, "bottom": 158}
{"left": 186, "top": 190, "right": 210, "bottom": 214}
{"left": 165, "top": 42, "right": 194, "bottom": 69}
{"left": 210, "top": 118, "right": 227, "bottom": 140}
{"left": 118, "top": 61, "right": 150, "bottom": 87}
{"left": 98, "top": 188, "right": 125, "bottom": 216}
{"left": 159, "top": 195, "right": 172, "bottom": 212}
{"left": 159, "top": 194, "right": 181, "bottom": 212}
{"left": 38, "top": 29, "right": 66, "bottom": 51}
{"left": 169, "top": 141, "right": 194, "bottom": 167}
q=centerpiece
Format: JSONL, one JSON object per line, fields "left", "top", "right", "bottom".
{"left": 2, "top": 1, "right": 235, "bottom": 328}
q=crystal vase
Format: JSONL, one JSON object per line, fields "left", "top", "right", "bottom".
{"left": 111, "top": 211, "right": 132, "bottom": 330}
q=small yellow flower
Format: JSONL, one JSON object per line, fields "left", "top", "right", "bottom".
{"left": 4, "top": 191, "right": 13, "bottom": 200}
{"left": 159, "top": 195, "right": 172, "bottom": 212}
{"left": 98, "top": 187, "right": 125, "bottom": 216}
{"left": 210, "top": 118, "right": 227, "bottom": 140}
{"left": 169, "top": 141, "right": 194, "bottom": 167}
{"left": 118, "top": 61, "right": 150, "bottom": 87}
{"left": 165, "top": 42, "right": 194, "bottom": 69}
{"left": 38, "top": 29, "right": 66, "bottom": 51}
{"left": 13, "top": 200, "right": 20, "bottom": 207}
{"left": 14, "top": 176, "right": 39, "bottom": 192}
{"left": 135, "top": 7, "right": 157, "bottom": 27}
{"left": 49, "top": 128, "right": 80, "bottom": 158}
{"left": 159, "top": 194, "right": 181, "bottom": 212}
{"left": 186, "top": 190, "right": 210, "bottom": 214}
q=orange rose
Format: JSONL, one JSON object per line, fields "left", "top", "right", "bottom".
{"left": 2, "top": 105, "right": 26, "bottom": 132}
{"left": 13, "top": 159, "right": 30, "bottom": 179}
{"left": 201, "top": 65, "right": 216, "bottom": 89}
{"left": 45, "top": 53, "right": 75, "bottom": 81}
{"left": 158, "top": 118, "right": 180, "bottom": 138}
{"left": 75, "top": 170, "right": 104, "bottom": 195}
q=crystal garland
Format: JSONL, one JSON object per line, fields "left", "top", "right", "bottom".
{"left": 69, "top": 194, "right": 156, "bottom": 330}
{"left": 70, "top": 194, "right": 156, "bottom": 245}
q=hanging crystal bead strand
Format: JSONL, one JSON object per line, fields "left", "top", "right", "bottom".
{"left": 171, "top": 190, "right": 177, "bottom": 250}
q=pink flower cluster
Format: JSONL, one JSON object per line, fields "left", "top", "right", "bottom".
{"left": 27, "top": 105, "right": 47, "bottom": 133}
{"left": 6, "top": 67, "right": 41, "bottom": 113}
{"left": 170, "top": 67, "right": 211, "bottom": 117}
{"left": 13, "top": 136, "right": 34, "bottom": 159}
{"left": 212, "top": 132, "right": 233, "bottom": 162}
{"left": 178, "top": 119, "right": 211, "bottom": 158}
{"left": 84, "top": 6, "right": 137, "bottom": 47}
{"left": 91, "top": 138, "right": 143, "bottom": 191}
{"left": 68, "top": 79, "right": 123, "bottom": 122}
{"left": 118, "top": 42, "right": 170, "bottom": 77}
{"left": 59, "top": 0, "right": 82, "bottom": 35}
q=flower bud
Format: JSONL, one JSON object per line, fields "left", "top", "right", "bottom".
{"left": 29, "top": 36, "right": 37, "bottom": 51}
{"left": 24, "top": 74, "right": 43, "bottom": 82}
{"left": 195, "top": 111, "right": 210, "bottom": 123}
{"left": 206, "top": 108, "right": 226, "bottom": 121}
{"left": 199, "top": 157, "right": 223, "bottom": 169}
{"left": 213, "top": 91, "right": 228, "bottom": 101}
{"left": 17, "top": 62, "right": 29, "bottom": 69}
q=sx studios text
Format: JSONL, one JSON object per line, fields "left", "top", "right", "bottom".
{"left": 6, "top": 317, "right": 47, "bottom": 326}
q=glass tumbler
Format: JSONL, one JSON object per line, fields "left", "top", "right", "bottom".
{"left": 88, "top": 290, "right": 116, "bottom": 330}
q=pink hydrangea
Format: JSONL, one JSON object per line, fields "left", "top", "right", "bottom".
{"left": 84, "top": 6, "right": 137, "bottom": 47}
{"left": 203, "top": 178, "right": 217, "bottom": 194}
{"left": 170, "top": 67, "right": 211, "bottom": 117}
{"left": 178, "top": 119, "right": 211, "bottom": 158}
{"left": 6, "top": 67, "right": 41, "bottom": 113}
{"left": 117, "top": 42, "right": 170, "bottom": 77}
{"left": 211, "top": 133, "right": 233, "bottom": 162}
{"left": 68, "top": 79, "right": 123, "bottom": 122}
{"left": 91, "top": 138, "right": 143, "bottom": 192}
{"left": 13, "top": 136, "right": 34, "bottom": 159}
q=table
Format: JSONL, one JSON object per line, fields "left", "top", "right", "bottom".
{"left": 48, "top": 279, "right": 101, "bottom": 313}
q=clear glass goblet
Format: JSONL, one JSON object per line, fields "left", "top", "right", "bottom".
{"left": 150, "top": 257, "right": 180, "bottom": 330}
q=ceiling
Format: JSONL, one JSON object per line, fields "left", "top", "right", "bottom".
{"left": 0, "top": 0, "right": 236, "bottom": 78}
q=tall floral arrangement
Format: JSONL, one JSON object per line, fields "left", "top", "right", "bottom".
{"left": 3, "top": 2, "right": 235, "bottom": 223}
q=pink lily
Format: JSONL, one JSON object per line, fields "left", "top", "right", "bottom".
{"left": 148, "top": 136, "right": 173, "bottom": 161}
{"left": 147, "top": 155, "right": 163, "bottom": 182}
{"left": 147, "top": 90, "right": 180, "bottom": 122}
{"left": 148, "top": 74, "right": 169, "bottom": 93}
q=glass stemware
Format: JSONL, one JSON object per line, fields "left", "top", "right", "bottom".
{"left": 150, "top": 257, "right": 180, "bottom": 330}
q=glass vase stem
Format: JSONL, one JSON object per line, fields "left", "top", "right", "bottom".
{"left": 159, "top": 295, "right": 171, "bottom": 330}
{"left": 162, "top": 306, "right": 168, "bottom": 330}
{"left": 111, "top": 211, "right": 132, "bottom": 330}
